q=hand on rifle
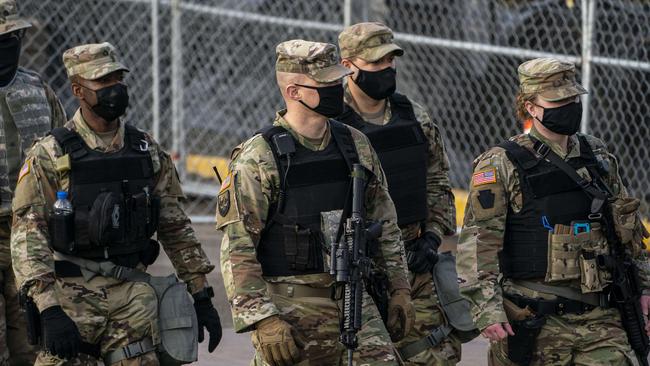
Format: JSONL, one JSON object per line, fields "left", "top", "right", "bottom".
{"left": 252, "top": 315, "right": 302, "bottom": 366}
{"left": 387, "top": 289, "right": 415, "bottom": 342}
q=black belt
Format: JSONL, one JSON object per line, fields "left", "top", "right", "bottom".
{"left": 54, "top": 260, "right": 85, "bottom": 277}
{"left": 505, "top": 293, "right": 605, "bottom": 316}
{"left": 54, "top": 260, "right": 139, "bottom": 278}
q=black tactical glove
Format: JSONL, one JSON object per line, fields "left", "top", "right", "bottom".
{"left": 406, "top": 231, "right": 441, "bottom": 273}
{"left": 41, "top": 305, "right": 82, "bottom": 360}
{"left": 193, "top": 288, "right": 222, "bottom": 352}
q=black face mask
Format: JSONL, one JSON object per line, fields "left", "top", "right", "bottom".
{"left": 0, "top": 34, "right": 22, "bottom": 87}
{"left": 534, "top": 101, "right": 582, "bottom": 135}
{"left": 82, "top": 83, "right": 130, "bottom": 122}
{"left": 296, "top": 83, "right": 344, "bottom": 118}
{"left": 351, "top": 62, "right": 396, "bottom": 100}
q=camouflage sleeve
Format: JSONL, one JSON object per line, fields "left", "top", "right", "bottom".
{"left": 352, "top": 128, "right": 410, "bottom": 293}
{"left": 153, "top": 144, "right": 214, "bottom": 294}
{"left": 457, "top": 147, "right": 515, "bottom": 330}
{"left": 584, "top": 135, "right": 650, "bottom": 292}
{"left": 42, "top": 81, "right": 66, "bottom": 129}
{"left": 412, "top": 101, "right": 456, "bottom": 237}
{"left": 217, "top": 137, "right": 280, "bottom": 332}
{"left": 10, "top": 141, "right": 60, "bottom": 312}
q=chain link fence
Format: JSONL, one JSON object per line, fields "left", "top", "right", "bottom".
{"left": 18, "top": 0, "right": 650, "bottom": 220}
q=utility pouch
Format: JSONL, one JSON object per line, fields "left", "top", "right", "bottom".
{"left": 140, "top": 239, "right": 161, "bottom": 266}
{"left": 53, "top": 252, "right": 198, "bottom": 365}
{"left": 611, "top": 197, "right": 646, "bottom": 253}
{"left": 579, "top": 250, "right": 602, "bottom": 293}
{"left": 129, "top": 191, "right": 149, "bottom": 241}
{"left": 148, "top": 275, "right": 198, "bottom": 365}
{"left": 147, "top": 195, "right": 161, "bottom": 237}
{"left": 503, "top": 297, "right": 545, "bottom": 366}
{"left": 88, "top": 191, "right": 122, "bottom": 247}
{"left": 507, "top": 315, "right": 546, "bottom": 366}
{"left": 49, "top": 210, "right": 75, "bottom": 253}
{"left": 545, "top": 225, "right": 583, "bottom": 282}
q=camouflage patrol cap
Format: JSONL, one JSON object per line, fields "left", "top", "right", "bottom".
{"left": 518, "top": 58, "right": 587, "bottom": 102}
{"left": 276, "top": 39, "right": 351, "bottom": 83}
{"left": 0, "top": 0, "right": 31, "bottom": 36}
{"left": 63, "top": 42, "right": 130, "bottom": 80}
{"left": 338, "top": 22, "right": 403, "bottom": 62}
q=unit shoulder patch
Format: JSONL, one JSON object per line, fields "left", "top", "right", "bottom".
{"left": 216, "top": 172, "right": 241, "bottom": 229}
{"left": 477, "top": 189, "right": 495, "bottom": 209}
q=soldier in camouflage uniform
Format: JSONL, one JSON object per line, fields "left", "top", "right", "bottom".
{"left": 456, "top": 57, "right": 650, "bottom": 365}
{"left": 336, "top": 22, "right": 460, "bottom": 365}
{"left": 0, "top": 1, "right": 67, "bottom": 364}
{"left": 218, "top": 39, "right": 415, "bottom": 366}
{"left": 10, "top": 42, "right": 222, "bottom": 365}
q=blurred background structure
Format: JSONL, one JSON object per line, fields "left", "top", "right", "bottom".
{"left": 18, "top": 0, "right": 650, "bottom": 222}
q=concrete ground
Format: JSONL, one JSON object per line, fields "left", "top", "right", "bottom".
{"left": 151, "top": 223, "right": 489, "bottom": 365}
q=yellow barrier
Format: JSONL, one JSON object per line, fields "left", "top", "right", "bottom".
{"left": 186, "top": 154, "right": 230, "bottom": 181}
{"left": 187, "top": 154, "right": 649, "bottom": 246}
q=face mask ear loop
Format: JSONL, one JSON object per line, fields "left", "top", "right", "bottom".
{"left": 348, "top": 61, "right": 363, "bottom": 84}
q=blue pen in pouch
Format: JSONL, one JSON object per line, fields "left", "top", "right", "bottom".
{"left": 542, "top": 215, "right": 554, "bottom": 232}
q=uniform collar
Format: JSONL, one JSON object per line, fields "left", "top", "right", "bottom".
{"left": 529, "top": 125, "right": 581, "bottom": 159}
{"left": 343, "top": 82, "right": 392, "bottom": 125}
{"left": 72, "top": 108, "right": 125, "bottom": 153}
{"left": 273, "top": 110, "right": 331, "bottom": 151}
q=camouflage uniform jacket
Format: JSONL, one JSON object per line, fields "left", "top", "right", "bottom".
{"left": 0, "top": 69, "right": 66, "bottom": 270}
{"left": 457, "top": 126, "right": 650, "bottom": 330}
{"left": 10, "top": 109, "right": 214, "bottom": 311}
{"left": 343, "top": 85, "right": 456, "bottom": 241}
{"left": 218, "top": 111, "right": 410, "bottom": 332}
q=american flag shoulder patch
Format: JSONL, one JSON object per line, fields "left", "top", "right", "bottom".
{"left": 472, "top": 167, "right": 497, "bottom": 186}
{"left": 17, "top": 157, "right": 32, "bottom": 184}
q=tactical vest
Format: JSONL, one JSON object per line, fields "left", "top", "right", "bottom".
{"left": 337, "top": 93, "right": 428, "bottom": 226}
{"left": 256, "top": 121, "right": 359, "bottom": 277}
{"left": 49, "top": 125, "right": 160, "bottom": 260}
{"left": 0, "top": 68, "right": 52, "bottom": 213}
{"left": 498, "top": 136, "right": 602, "bottom": 279}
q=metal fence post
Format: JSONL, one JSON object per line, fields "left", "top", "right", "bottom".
{"left": 151, "top": 0, "right": 160, "bottom": 142}
{"left": 171, "top": 0, "right": 185, "bottom": 179}
{"left": 344, "top": 0, "right": 369, "bottom": 26}
{"left": 580, "top": 0, "right": 596, "bottom": 134}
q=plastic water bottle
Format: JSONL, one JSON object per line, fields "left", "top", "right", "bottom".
{"left": 53, "top": 191, "right": 73, "bottom": 214}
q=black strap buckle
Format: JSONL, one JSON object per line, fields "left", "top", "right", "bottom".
{"left": 534, "top": 141, "right": 551, "bottom": 158}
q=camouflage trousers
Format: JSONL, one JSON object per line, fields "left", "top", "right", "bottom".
{"left": 251, "top": 288, "right": 398, "bottom": 366}
{"left": 1, "top": 214, "right": 40, "bottom": 366}
{"left": 395, "top": 272, "right": 460, "bottom": 366}
{"left": 35, "top": 274, "right": 159, "bottom": 366}
{"left": 488, "top": 307, "right": 639, "bottom": 366}
{"left": 1, "top": 267, "right": 40, "bottom": 366}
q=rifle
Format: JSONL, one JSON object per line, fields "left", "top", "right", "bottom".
{"left": 597, "top": 207, "right": 650, "bottom": 366}
{"left": 532, "top": 136, "right": 649, "bottom": 366}
{"left": 330, "top": 163, "right": 382, "bottom": 366}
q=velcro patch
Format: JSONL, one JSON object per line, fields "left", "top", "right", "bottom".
{"left": 219, "top": 173, "right": 232, "bottom": 193}
{"left": 17, "top": 158, "right": 32, "bottom": 184}
{"left": 477, "top": 189, "right": 495, "bottom": 209}
{"left": 472, "top": 168, "right": 497, "bottom": 186}
{"left": 216, "top": 172, "right": 240, "bottom": 229}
